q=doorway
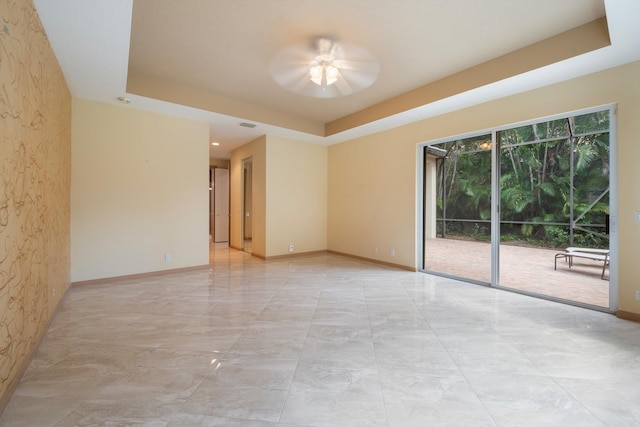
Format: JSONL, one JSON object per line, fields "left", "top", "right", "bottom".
{"left": 241, "top": 157, "right": 253, "bottom": 253}
{"left": 420, "top": 106, "right": 616, "bottom": 311}
{"left": 211, "top": 167, "right": 229, "bottom": 243}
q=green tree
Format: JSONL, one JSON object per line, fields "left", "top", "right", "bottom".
{"left": 434, "top": 110, "right": 609, "bottom": 248}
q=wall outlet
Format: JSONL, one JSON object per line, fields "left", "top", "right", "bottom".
{"left": 636, "top": 290, "right": 640, "bottom": 301}
{"left": 52, "top": 289, "right": 56, "bottom": 297}
{"left": 374, "top": 247, "right": 378, "bottom": 254}
{"left": 390, "top": 249, "right": 396, "bottom": 257}
{"left": 289, "top": 243, "right": 294, "bottom": 253}
{"left": 165, "top": 253, "right": 171, "bottom": 262}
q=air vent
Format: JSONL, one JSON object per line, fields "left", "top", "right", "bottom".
{"left": 239, "top": 122, "right": 257, "bottom": 128}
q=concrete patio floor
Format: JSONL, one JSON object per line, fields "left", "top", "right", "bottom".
{"left": 425, "top": 238, "right": 610, "bottom": 308}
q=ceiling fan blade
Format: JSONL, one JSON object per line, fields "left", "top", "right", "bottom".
{"left": 271, "top": 64, "right": 307, "bottom": 87}
{"left": 334, "top": 59, "right": 380, "bottom": 73}
{"left": 339, "top": 68, "right": 378, "bottom": 91}
{"left": 334, "top": 72, "right": 353, "bottom": 95}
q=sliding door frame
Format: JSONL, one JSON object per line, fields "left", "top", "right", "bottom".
{"left": 417, "top": 104, "right": 618, "bottom": 312}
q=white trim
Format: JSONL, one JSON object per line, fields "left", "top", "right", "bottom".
{"left": 608, "top": 104, "right": 619, "bottom": 311}
{"left": 491, "top": 130, "right": 500, "bottom": 287}
{"left": 416, "top": 143, "right": 425, "bottom": 270}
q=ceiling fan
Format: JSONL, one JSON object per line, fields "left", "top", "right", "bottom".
{"left": 269, "top": 37, "right": 380, "bottom": 98}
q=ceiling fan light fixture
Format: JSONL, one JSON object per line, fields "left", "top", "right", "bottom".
{"left": 309, "top": 60, "right": 339, "bottom": 86}
{"left": 270, "top": 37, "right": 379, "bottom": 98}
{"left": 309, "top": 62, "right": 324, "bottom": 85}
{"left": 325, "top": 65, "right": 339, "bottom": 85}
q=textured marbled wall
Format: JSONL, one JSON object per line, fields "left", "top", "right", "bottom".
{"left": 0, "top": 0, "right": 71, "bottom": 407}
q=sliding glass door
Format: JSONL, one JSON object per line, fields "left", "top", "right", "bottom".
{"left": 420, "top": 107, "right": 614, "bottom": 310}
{"left": 498, "top": 112, "right": 611, "bottom": 306}
{"left": 423, "top": 134, "right": 492, "bottom": 284}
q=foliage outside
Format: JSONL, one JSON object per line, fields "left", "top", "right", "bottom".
{"left": 434, "top": 110, "right": 610, "bottom": 249}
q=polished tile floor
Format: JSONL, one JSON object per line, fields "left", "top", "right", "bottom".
{"left": 1, "top": 246, "right": 639, "bottom": 426}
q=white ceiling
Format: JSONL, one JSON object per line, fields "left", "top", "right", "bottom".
{"left": 33, "top": 0, "right": 640, "bottom": 160}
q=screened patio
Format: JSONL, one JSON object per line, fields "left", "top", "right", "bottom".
{"left": 425, "top": 237, "right": 609, "bottom": 308}
{"left": 421, "top": 108, "right": 612, "bottom": 310}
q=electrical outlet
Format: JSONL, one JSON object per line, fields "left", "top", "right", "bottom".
{"left": 289, "top": 243, "right": 294, "bottom": 253}
{"left": 52, "top": 289, "right": 56, "bottom": 297}
{"left": 390, "top": 249, "right": 396, "bottom": 256}
{"left": 165, "top": 253, "right": 171, "bottom": 262}
{"left": 636, "top": 290, "right": 640, "bottom": 301}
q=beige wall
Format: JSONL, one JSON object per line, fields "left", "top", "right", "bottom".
{"left": 328, "top": 60, "right": 640, "bottom": 316}
{"left": 71, "top": 99, "right": 209, "bottom": 282}
{"left": 266, "top": 137, "right": 327, "bottom": 256}
{"left": 424, "top": 156, "right": 438, "bottom": 239}
{"left": 328, "top": 133, "right": 417, "bottom": 265}
{"left": 230, "top": 137, "right": 266, "bottom": 256}
{"left": 210, "top": 158, "right": 229, "bottom": 168}
{"left": 230, "top": 136, "right": 328, "bottom": 258}
{"left": 0, "top": 0, "right": 71, "bottom": 408}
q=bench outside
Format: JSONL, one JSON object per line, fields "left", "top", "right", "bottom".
{"left": 554, "top": 247, "right": 609, "bottom": 280}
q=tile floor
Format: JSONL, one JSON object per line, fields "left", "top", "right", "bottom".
{"left": 1, "top": 246, "right": 639, "bottom": 426}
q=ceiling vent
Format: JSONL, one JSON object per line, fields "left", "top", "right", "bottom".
{"left": 239, "top": 122, "right": 257, "bottom": 128}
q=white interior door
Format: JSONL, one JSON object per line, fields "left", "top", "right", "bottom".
{"left": 214, "top": 168, "right": 229, "bottom": 242}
